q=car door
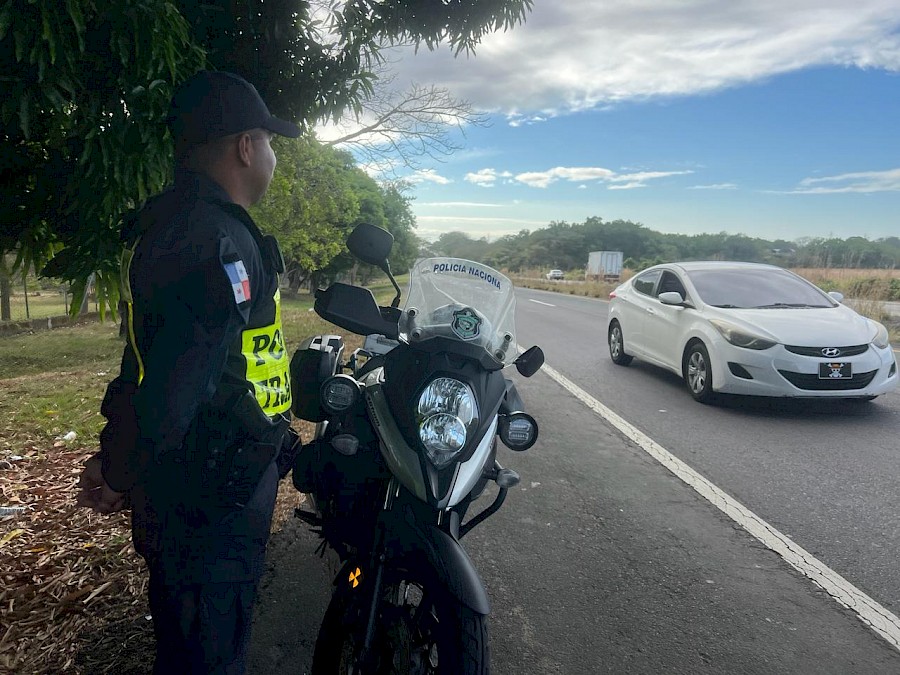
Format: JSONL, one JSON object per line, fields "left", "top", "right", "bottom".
{"left": 619, "top": 269, "right": 662, "bottom": 358}
{"left": 642, "top": 270, "right": 690, "bottom": 371}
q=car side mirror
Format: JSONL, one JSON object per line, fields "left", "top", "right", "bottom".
{"left": 828, "top": 291, "right": 844, "bottom": 303}
{"left": 658, "top": 291, "right": 685, "bottom": 306}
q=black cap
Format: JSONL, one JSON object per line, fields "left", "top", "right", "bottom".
{"left": 167, "top": 70, "right": 301, "bottom": 145}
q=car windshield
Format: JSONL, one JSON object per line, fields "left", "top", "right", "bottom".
{"left": 686, "top": 268, "right": 836, "bottom": 309}
{"left": 399, "top": 257, "right": 518, "bottom": 365}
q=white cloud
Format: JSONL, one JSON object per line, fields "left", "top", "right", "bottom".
{"left": 464, "top": 168, "right": 513, "bottom": 187}
{"left": 511, "top": 166, "right": 690, "bottom": 189}
{"left": 387, "top": 1, "right": 900, "bottom": 116}
{"left": 407, "top": 169, "right": 453, "bottom": 185}
{"left": 788, "top": 168, "right": 900, "bottom": 193}
{"left": 415, "top": 215, "right": 549, "bottom": 241}
{"left": 608, "top": 182, "right": 648, "bottom": 191}
{"left": 689, "top": 183, "right": 739, "bottom": 190}
{"left": 418, "top": 201, "right": 503, "bottom": 208}
{"left": 515, "top": 166, "right": 616, "bottom": 188}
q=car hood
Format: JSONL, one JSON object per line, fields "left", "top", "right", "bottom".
{"left": 715, "top": 305, "right": 876, "bottom": 346}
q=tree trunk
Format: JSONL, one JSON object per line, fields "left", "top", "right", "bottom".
{"left": 0, "top": 266, "right": 10, "bottom": 321}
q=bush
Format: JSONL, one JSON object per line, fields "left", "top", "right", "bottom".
{"left": 890, "top": 278, "right": 900, "bottom": 301}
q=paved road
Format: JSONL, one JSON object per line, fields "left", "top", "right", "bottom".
{"left": 514, "top": 287, "right": 900, "bottom": 618}
{"left": 247, "top": 290, "right": 900, "bottom": 673}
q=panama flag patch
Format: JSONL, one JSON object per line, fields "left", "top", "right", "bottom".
{"left": 224, "top": 259, "right": 252, "bottom": 304}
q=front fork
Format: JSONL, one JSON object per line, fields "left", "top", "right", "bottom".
{"left": 349, "top": 457, "right": 516, "bottom": 672}
{"left": 354, "top": 478, "right": 397, "bottom": 673}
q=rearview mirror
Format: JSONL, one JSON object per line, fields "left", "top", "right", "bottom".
{"left": 515, "top": 345, "right": 544, "bottom": 377}
{"left": 347, "top": 223, "right": 393, "bottom": 269}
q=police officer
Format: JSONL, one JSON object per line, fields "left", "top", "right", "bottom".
{"left": 75, "top": 70, "right": 301, "bottom": 674}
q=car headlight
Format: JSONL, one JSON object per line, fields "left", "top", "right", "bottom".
{"left": 709, "top": 319, "right": 777, "bottom": 350}
{"left": 870, "top": 321, "right": 891, "bottom": 349}
{"left": 417, "top": 378, "right": 479, "bottom": 469}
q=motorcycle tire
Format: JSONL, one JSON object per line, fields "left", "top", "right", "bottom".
{"left": 312, "top": 565, "right": 489, "bottom": 674}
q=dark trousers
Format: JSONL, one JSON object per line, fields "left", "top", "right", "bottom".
{"left": 148, "top": 574, "right": 258, "bottom": 675}
{"left": 132, "top": 462, "right": 279, "bottom": 675}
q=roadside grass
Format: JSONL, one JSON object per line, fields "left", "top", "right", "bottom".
{"left": 3, "top": 292, "right": 73, "bottom": 322}
{"left": 0, "top": 291, "right": 364, "bottom": 674}
{"left": 0, "top": 321, "right": 122, "bottom": 380}
{"left": 510, "top": 275, "right": 619, "bottom": 299}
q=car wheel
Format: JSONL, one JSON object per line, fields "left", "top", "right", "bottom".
{"left": 608, "top": 321, "right": 633, "bottom": 366}
{"left": 684, "top": 341, "right": 715, "bottom": 403}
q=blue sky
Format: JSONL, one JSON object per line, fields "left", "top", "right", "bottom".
{"left": 320, "top": 1, "right": 900, "bottom": 243}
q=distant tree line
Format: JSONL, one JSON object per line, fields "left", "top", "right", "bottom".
{"left": 427, "top": 217, "right": 900, "bottom": 273}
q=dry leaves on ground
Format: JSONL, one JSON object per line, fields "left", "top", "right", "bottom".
{"left": 0, "top": 422, "right": 311, "bottom": 674}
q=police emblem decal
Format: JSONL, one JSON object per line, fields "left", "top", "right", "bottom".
{"left": 451, "top": 307, "right": 481, "bottom": 340}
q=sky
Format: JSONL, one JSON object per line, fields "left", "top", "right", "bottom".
{"left": 319, "top": 1, "right": 900, "bottom": 243}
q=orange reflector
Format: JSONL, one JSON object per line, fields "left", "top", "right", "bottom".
{"left": 349, "top": 567, "right": 362, "bottom": 588}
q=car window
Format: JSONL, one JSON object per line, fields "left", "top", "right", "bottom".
{"left": 656, "top": 271, "right": 686, "bottom": 298}
{"left": 686, "top": 268, "right": 836, "bottom": 308}
{"left": 632, "top": 269, "right": 661, "bottom": 296}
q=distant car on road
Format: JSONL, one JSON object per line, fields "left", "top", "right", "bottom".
{"left": 607, "top": 261, "right": 898, "bottom": 403}
{"left": 546, "top": 269, "right": 565, "bottom": 280}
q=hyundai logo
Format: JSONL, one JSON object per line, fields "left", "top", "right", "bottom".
{"left": 821, "top": 347, "right": 842, "bottom": 357}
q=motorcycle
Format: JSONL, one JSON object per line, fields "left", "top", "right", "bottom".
{"left": 289, "top": 222, "right": 544, "bottom": 674}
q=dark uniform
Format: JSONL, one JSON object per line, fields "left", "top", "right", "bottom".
{"left": 96, "top": 71, "right": 301, "bottom": 674}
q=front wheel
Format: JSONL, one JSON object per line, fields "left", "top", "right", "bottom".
{"left": 608, "top": 321, "right": 633, "bottom": 366}
{"left": 312, "top": 565, "right": 489, "bottom": 674}
{"left": 684, "top": 341, "right": 715, "bottom": 404}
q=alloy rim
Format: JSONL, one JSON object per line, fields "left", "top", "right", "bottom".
{"left": 610, "top": 327, "right": 622, "bottom": 358}
{"left": 688, "top": 351, "right": 707, "bottom": 393}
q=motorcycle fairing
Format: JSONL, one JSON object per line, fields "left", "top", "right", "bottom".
{"left": 331, "top": 507, "right": 491, "bottom": 616}
{"left": 364, "top": 380, "right": 429, "bottom": 503}
{"left": 447, "top": 417, "right": 498, "bottom": 507}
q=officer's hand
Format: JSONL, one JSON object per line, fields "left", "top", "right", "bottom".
{"left": 75, "top": 455, "right": 127, "bottom": 513}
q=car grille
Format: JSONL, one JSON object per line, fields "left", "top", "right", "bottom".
{"left": 784, "top": 344, "right": 869, "bottom": 357}
{"left": 777, "top": 369, "right": 877, "bottom": 391}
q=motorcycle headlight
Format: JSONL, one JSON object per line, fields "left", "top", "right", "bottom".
{"left": 709, "top": 319, "right": 777, "bottom": 350}
{"left": 870, "top": 321, "right": 890, "bottom": 349}
{"left": 417, "top": 378, "right": 479, "bottom": 469}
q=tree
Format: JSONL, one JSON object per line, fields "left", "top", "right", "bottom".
{"left": 251, "top": 136, "right": 420, "bottom": 290}
{"left": 1, "top": 0, "right": 533, "bottom": 314}
{"left": 379, "top": 182, "right": 419, "bottom": 273}
{"left": 1, "top": 1, "right": 204, "bottom": 314}
{"left": 322, "top": 72, "right": 489, "bottom": 177}
{"left": 251, "top": 136, "right": 362, "bottom": 294}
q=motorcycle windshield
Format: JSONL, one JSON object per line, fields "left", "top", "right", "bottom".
{"left": 399, "top": 258, "right": 518, "bottom": 366}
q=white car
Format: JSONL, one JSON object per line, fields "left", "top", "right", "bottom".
{"left": 546, "top": 269, "right": 565, "bottom": 280}
{"left": 606, "top": 261, "right": 898, "bottom": 403}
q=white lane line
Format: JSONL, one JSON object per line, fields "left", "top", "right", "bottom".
{"left": 528, "top": 299, "right": 556, "bottom": 307}
{"left": 540, "top": 361, "right": 900, "bottom": 652}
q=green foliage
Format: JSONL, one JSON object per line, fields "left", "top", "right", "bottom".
{"left": 431, "top": 217, "right": 900, "bottom": 274}
{"left": 252, "top": 137, "right": 361, "bottom": 287}
{"left": 1, "top": 0, "right": 532, "bottom": 315}
{"left": 251, "top": 137, "right": 420, "bottom": 290}
{"left": 1, "top": 0, "right": 205, "bottom": 316}
{"left": 890, "top": 279, "right": 900, "bottom": 301}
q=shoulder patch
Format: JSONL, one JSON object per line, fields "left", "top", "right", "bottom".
{"left": 224, "top": 259, "right": 252, "bottom": 304}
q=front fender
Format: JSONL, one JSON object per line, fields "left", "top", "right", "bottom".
{"left": 334, "top": 508, "right": 490, "bottom": 615}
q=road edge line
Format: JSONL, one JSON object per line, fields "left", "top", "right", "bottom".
{"left": 540, "top": 361, "right": 900, "bottom": 652}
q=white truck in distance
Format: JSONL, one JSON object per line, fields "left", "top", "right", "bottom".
{"left": 586, "top": 250, "right": 623, "bottom": 281}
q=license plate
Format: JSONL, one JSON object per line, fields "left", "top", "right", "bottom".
{"left": 819, "top": 361, "right": 852, "bottom": 379}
